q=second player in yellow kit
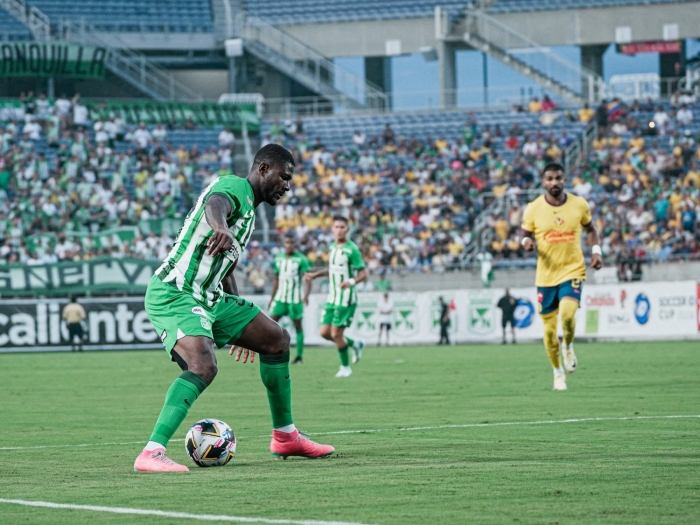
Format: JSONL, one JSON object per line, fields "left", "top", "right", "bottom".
{"left": 521, "top": 163, "right": 602, "bottom": 391}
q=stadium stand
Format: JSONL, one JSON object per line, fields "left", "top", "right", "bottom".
{"left": 243, "top": 0, "right": 469, "bottom": 25}
{"left": 1, "top": 92, "right": 699, "bottom": 284}
{"left": 25, "top": 0, "right": 214, "bottom": 32}
{"left": 488, "top": 0, "right": 698, "bottom": 14}
{"left": 0, "top": 7, "right": 33, "bottom": 41}
{"left": 487, "top": 93, "right": 700, "bottom": 275}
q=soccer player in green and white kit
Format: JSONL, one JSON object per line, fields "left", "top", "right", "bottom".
{"left": 305, "top": 216, "right": 367, "bottom": 378}
{"left": 133, "top": 144, "right": 334, "bottom": 472}
{"left": 269, "top": 234, "right": 311, "bottom": 364}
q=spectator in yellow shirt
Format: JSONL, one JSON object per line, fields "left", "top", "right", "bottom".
{"left": 578, "top": 103, "right": 594, "bottom": 123}
{"left": 494, "top": 215, "right": 510, "bottom": 240}
{"left": 528, "top": 97, "right": 542, "bottom": 113}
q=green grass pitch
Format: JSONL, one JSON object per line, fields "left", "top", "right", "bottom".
{"left": 1, "top": 341, "right": 699, "bottom": 525}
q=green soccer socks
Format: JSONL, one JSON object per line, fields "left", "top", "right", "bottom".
{"left": 259, "top": 351, "right": 294, "bottom": 428}
{"left": 295, "top": 331, "right": 304, "bottom": 359}
{"left": 338, "top": 345, "right": 350, "bottom": 367}
{"left": 149, "top": 371, "right": 207, "bottom": 447}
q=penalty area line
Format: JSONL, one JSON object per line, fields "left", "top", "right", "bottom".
{"left": 0, "top": 499, "right": 376, "bottom": 525}
{"left": 1, "top": 415, "right": 698, "bottom": 451}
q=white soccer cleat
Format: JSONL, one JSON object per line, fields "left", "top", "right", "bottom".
{"left": 335, "top": 365, "right": 353, "bottom": 378}
{"left": 351, "top": 340, "right": 364, "bottom": 364}
{"left": 553, "top": 372, "right": 567, "bottom": 391}
{"left": 562, "top": 343, "right": 577, "bottom": 373}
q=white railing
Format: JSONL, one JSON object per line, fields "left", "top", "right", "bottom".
{"left": 58, "top": 20, "right": 203, "bottom": 102}
{"left": 465, "top": 10, "right": 606, "bottom": 102}
{"left": 243, "top": 16, "right": 388, "bottom": 110}
{"left": 0, "top": 0, "right": 50, "bottom": 40}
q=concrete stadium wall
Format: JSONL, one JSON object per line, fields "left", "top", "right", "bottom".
{"left": 276, "top": 3, "right": 700, "bottom": 59}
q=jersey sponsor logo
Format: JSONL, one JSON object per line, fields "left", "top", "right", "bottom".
{"left": 634, "top": 293, "right": 650, "bottom": 325}
{"left": 542, "top": 230, "right": 576, "bottom": 244}
{"left": 191, "top": 307, "right": 205, "bottom": 315}
{"left": 514, "top": 299, "right": 534, "bottom": 328}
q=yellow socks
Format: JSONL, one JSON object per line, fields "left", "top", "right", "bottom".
{"left": 541, "top": 312, "right": 561, "bottom": 369}
{"left": 560, "top": 299, "right": 578, "bottom": 347}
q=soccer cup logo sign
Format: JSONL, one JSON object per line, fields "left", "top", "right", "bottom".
{"left": 514, "top": 298, "right": 535, "bottom": 328}
{"left": 635, "top": 293, "right": 650, "bottom": 325}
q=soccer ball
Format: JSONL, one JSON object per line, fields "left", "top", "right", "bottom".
{"left": 185, "top": 418, "right": 236, "bottom": 467}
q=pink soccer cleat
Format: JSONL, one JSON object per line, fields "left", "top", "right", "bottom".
{"left": 270, "top": 430, "right": 335, "bottom": 460}
{"left": 133, "top": 447, "right": 189, "bottom": 472}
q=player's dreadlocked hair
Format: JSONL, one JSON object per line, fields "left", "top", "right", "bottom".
{"left": 253, "top": 144, "right": 295, "bottom": 168}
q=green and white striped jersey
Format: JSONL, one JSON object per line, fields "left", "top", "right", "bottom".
{"left": 156, "top": 175, "right": 256, "bottom": 306}
{"left": 272, "top": 252, "right": 310, "bottom": 304}
{"left": 327, "top": 240, "right": 366, "bottom": 307}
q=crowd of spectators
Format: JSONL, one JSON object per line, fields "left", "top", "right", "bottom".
{"left": 0, "top": 91, "right": 239, "bottom": 264}
{"left": 488, "top": 91, "right": 700, "bottom": 267}
{"left": 2, "top": 89, "right": 700, "bottom": 282}
{"left": 264, "top": 109, "right": 571, "bottom": 273}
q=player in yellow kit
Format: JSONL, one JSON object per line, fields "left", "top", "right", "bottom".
{"left": 521, "top": 163, "right": 602, "bottom": 391}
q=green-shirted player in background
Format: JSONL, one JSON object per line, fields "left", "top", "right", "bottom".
{"left": 269, "top": 234, "right": 311, "bottom": 365}
{"left": 305, "top": 216, "right": 367, "bottom": 378}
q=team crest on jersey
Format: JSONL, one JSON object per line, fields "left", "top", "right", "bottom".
{"left": 554, "top": 216, "right": 565, "bottom": 226}
{"left": 200, "top": 317, "right": 212, "bottom": 330}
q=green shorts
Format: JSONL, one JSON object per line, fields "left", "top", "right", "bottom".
{"left": 269, "top": 300, "right": 304, "bottom": 320}
{"left": 144, "top": 275, "right": 261, "bottom": 356}
{"left": 321, "top": 303, "right": 357, "bottom": 328}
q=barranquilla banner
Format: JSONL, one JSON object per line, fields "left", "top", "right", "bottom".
{"left": 0, "top": 41, "right": 107, "bottom": 79}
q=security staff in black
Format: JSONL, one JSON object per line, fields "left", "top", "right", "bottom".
{"left": 497, "top": 288, "right": 518, "bottom": 344}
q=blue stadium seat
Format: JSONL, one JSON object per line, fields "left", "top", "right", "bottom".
{"left": 0, "top": 7, "right": 32, "bottom": 41}
{"left": 244, "top": 0, "right": 469, "bottom": 25}
{"left": 488, "top": 0, "right": 695, "bottom": 14}
{"left": 25, "top": 0, "right": 213, "bottom": 32}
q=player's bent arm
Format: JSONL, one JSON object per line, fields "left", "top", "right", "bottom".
{"left": 268, "top": 274, "right": 279, "bottom": 307}
{"left": 583, "top": 222, "right": 603, "bottom": 269}
{"left": 222, "top": 262, "right": 239, "bottom": 296}
{"left": 205, "top": 195, "right": 233, "bottom": 257}
{"left": 340, "top": 268, "right": 367, "bottom": 289}
{"left": 354, "top": 268, "right": 368, "bottom": 285}
{"left": 304, "top": 268, "right": 329, "bottom": 281}
{"left": 520, "top": 229, "right": 535, "bottom": 251}
{"left": 302, "top": 273, "right": 312, "bottom": 304}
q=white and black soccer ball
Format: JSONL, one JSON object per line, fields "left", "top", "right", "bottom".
{"left": 185, "top": 418, "right": 236, "bottom": 467}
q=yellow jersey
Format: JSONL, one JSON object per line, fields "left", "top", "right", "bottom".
{"left": 521, "top": 193, "right": 592, "bottom": 287}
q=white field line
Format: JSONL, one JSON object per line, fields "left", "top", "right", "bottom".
{"left": 0, "top": 414, "right": 697, "bottom": 452}
{"left": 0, "top": 499, "right": 376, "bottom": 525}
